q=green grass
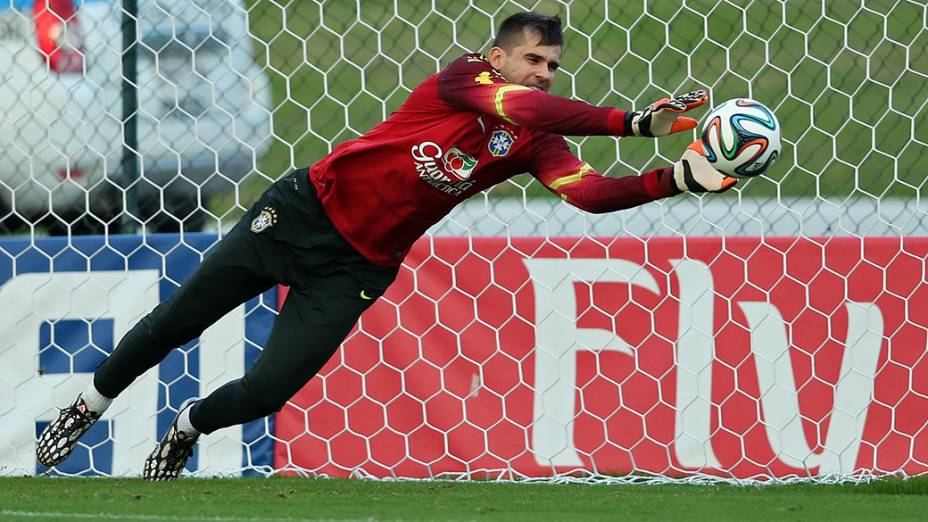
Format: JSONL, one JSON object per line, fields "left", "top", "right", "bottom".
{"left": 208, "top": 0, "right": 928, "bottom": 226}
{"left": 2, "top": 476, "right": 927, "bottom": 521}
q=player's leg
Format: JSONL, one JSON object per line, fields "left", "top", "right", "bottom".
{"left": 196, "top": 284, "right": 377, "bottom": 431}
{"left": 93, "top": 170, "right": 316, "bottom": 402}
{"left": 93, "top": 228, "right": 276, "bottom": 399}
{"left": 143, "top": 263, "right": 398, "bottom": 480}
{"left": 37, "top": 206, "right": 279, "bottom": 468}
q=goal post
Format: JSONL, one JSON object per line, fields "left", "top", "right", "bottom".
{"left": 0, "top": 0, "right": 927, "bottom": 482}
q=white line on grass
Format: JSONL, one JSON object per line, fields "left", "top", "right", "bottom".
{"left": 0, "top": 511, "right": 380, "bottom": 522}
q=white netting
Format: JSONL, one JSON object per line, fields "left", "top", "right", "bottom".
{"left": 1, "top": 0, "right": 927, "bottom": 483}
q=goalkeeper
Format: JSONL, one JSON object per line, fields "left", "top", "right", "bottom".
{"left": 37, "top": 11, "right": 735, "bottom": 480}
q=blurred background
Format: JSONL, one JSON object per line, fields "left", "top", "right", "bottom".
{"left": 1, "top": 0, "right": 925, "bottom": 235}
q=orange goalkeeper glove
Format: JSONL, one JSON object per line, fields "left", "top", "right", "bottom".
{"left": 628, "top": 90, "right": 708, "bottom": 137}
{"left": 673, "top": 141, "right": 738, "bottom": 193}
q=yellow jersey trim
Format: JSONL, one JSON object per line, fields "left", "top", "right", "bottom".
{"left": 494, "top": 85, "right": 531, "bottom": 122}
{"left": 548, "top": 163, "right": 592, "bottom": 191}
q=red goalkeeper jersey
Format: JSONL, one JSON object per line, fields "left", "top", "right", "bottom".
{"left": 309, "top": 53, "right": 679, "bottom": 266}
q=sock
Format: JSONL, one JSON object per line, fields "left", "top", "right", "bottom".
{"left": 176, "top": 401, "right": 201, "bottom": 436}
{"left": 80, "top": 379, "right": 114, "bottom": 415}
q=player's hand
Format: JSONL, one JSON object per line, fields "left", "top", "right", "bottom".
{"left": 629, "top": 90, "right": 708, "bottom": 137}
{"left": 673, "top": 141, "right": 737, "bottom": 193}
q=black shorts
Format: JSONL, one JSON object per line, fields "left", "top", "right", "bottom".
{"left": 236, "top": 168, "right": 398, "bottom": 295}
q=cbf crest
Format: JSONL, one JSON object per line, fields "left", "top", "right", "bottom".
{"left": 488, "top": 130, "right": 514, "bottom": 157}
{"left": 250, "top": 206, "right": 278, "bottom": 233}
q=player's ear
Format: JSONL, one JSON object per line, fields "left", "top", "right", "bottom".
{"left": 488, "top": 47, "right": 506, "bottom": 70}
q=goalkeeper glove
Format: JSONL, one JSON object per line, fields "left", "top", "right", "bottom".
{"left": 673, "top": 141, "right": 738, "bottom": 193}
{"left": 628, "top": 90, "right": 708, "bottom": 137}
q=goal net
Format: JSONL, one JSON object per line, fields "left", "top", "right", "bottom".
{"left": 1, "top": 0, "right": 927, "bottom": 483}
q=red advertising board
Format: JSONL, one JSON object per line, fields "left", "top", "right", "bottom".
{"left": 274, "top": 237, "right": 928, "bottom": 479}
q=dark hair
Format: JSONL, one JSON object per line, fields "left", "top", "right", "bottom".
{"left": 492, "top": 12, "right": 563, "bottom": 50}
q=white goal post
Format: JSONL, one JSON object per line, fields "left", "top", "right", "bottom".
{"left": 0, "top": 0, "right": 927, "bottom": 483}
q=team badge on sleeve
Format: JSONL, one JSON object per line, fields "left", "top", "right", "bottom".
{"left": 488, "top": 130, "right": 514, "bottom": 157}
{"left": 474, "top": 69, "right": 505, "bottom": 85}
{"left": 250, "top": 206, "right": 278, "bottom": 233}
{"left": 474, "top": 71, "right": 494, "bottom": 85}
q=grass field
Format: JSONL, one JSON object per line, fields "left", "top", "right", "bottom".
{"left": 2, "top": 476, "right": 927, "bottom": 521}
{"left": 206, "top": 0, "right": 928, "bottom": 224}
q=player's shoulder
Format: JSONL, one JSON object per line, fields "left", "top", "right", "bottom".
{"left": 453, "top": 52, "right": 490, "bottom": 66}
{"left": 443, "top": 52, "right": 491, "bottom": 71}
{"left": 444, "top": 53, "right": 490, "bottom": 71}
{"left": 441, "top": 53, "right": 507, "bottom": 84}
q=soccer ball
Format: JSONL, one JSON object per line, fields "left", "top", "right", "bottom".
{"left": 700, "top": 98, "right": 781, "bottom": 177}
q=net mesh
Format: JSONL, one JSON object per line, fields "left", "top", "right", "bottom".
{"left": 1, "top": 0, "right": 927, "bottom": 483}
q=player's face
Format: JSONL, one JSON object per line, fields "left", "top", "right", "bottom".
{"left": 490, "top": 30, "right": 561, "bottom": 92}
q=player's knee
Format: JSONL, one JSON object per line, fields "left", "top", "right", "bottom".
{"left": 122, "top": 314, "right": 183, "bottom": 349}
{"left": 241, "top": 376, "right": 289, "bottom": 416}
{"left": 145, "top": 299, "right": 208, "bottom": 347}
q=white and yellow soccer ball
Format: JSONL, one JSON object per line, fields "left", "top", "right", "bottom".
{"left": 700, "top": 98, "right": 781, "bottom": 177}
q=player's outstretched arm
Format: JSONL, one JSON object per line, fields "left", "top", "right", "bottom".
{"left": 531, "top": 135, "right": 735, "bottom": 214}
{"left": 438, "top": 55, "right": 707, "bottom": 139}
{"left": 438, "top": 54, "right": 626, "bottom": 136}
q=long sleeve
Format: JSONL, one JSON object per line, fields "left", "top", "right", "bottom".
{"left": 438, "top": 54, "right": 630, "bottom": 137}
{"left": 529, "top": 132, "right": 680, "bottom": 213}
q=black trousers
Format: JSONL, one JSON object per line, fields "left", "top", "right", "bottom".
{"left": 93, "top": 170, "right": 398, "bottom": 434}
